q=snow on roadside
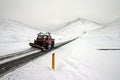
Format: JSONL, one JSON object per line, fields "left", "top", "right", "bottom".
{"left": 0, "top": 18, "right": 39, "bottom": 56}
{"left": 1, "top": 17, "right": 120, "bottom": 80}
{"left": 1, "top": 37, "right": 120, "bottom": 80}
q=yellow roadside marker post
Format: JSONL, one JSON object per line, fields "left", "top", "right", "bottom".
{"left": 52, "top": 53, "right": 55, "bottom": 70}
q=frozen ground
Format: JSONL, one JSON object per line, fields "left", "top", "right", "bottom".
{"left": 0, "top": 17, "right": 120, "bottom": 80}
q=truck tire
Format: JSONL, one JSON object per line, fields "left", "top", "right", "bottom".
{"left": 48, "top": 44, "right": 52, "bottom": 50}
{"left": 51, "top": 43, "right": 54, "bottom": 48}
{"left": 45, "top": 44, "right": 52, "bottom": 50}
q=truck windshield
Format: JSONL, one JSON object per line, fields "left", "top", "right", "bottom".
{"left": 37, "top": 35, "right": 48, "bottom": 39}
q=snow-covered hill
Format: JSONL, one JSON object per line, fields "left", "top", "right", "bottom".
{"left": 90, "top": 18, "right": 120, "bottom": 37}
{"left": 2, "top": 35, "right": 120, "bottom": 80}
{"left": 0, "top": 18, "right": 68, "bottom": 56}
{"left": 0, "top": 17, "right": 120, "bottom": 80}
{"left": 56, "top": 18, "right": 102, "bottom": 37}
{"left": 103, "top": 18, "right": 120, "bottom": 34}
{"left": 0, "top": 18, "right": 40, "bottom": 56}
{"left": 82, "top": 18, "right": 120, "bottom": 49}
{"left": 0, "top": 18, "right": 40, "bottom": 42}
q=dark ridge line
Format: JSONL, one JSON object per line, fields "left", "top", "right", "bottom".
{"left": 97, "top": 49, "right": 120, "bottom": 50}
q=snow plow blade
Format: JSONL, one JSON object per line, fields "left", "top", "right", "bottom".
{"left": 29, "top": 43, "right": 44, "bottom": 50}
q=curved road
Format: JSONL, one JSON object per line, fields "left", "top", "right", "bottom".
{"left": 0, "top": 38, "right": 77, "bottom": 77}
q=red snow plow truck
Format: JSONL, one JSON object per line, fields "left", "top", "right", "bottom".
{"left": 29, "top": 32, "right": 55, "bottom": 50}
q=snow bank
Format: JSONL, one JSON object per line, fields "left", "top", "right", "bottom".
{"left": 1, "top": 37, "right": 120, "bottom": 80}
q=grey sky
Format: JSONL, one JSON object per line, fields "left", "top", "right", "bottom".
{"left": 0, "top": 0, "right": 120, "bottom": 30}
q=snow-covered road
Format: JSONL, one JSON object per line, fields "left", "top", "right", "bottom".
{"left": 1, "top": 36, "right": 120, "bottom": 80}
{"left": 0, "top": 38, "right": 77, "bottom": 77}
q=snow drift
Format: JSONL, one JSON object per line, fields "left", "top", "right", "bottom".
{"left": 1, "top": 37, "right": 120, "bottom": 80}
{"left": 0, "top": 18, "right": 40, "bottom": 56}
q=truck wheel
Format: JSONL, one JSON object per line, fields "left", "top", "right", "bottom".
{"left": 51, "top": 44, "right": 54, "bottom": 48}
{"left": 45, "top": 44, "right": 52, "bottom": 50}
{"left": 48, "top": 44, "right": 52, "bottom": 50}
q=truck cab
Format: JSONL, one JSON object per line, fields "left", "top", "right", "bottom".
{"left": 32, "top": 32, "right": 55, "bottom": 50}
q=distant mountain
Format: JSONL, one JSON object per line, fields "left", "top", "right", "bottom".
{"left": 56, "top": 18, "right": 102, "bottom": 37}
{"left": 91, "top": 18, "right": 120, "bottom": 37}
{"left": 103, "top": 18, "right": 120, "bottom": 34}
{"left": 0, "top": 18, "right": 40, "bottom": 43}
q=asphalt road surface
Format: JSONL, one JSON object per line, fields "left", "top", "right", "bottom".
{"left": 0, "top": 38, "right": 77, "bottom": 77}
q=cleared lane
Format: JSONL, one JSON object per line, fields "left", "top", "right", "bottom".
{"left": 0, "top": 37, "right": 78, "bottom": 77}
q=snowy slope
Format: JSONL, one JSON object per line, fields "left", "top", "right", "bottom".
{"left": 56, "top": 18, "right": 102, "bottom": 37}
{"left": 0, "top": 18, "right": 40, "bottom": 56}
{"left": 102, "top": 18, "right": 120, "bottom": 34}
{"left": 84, "top": 18, "right": 120, "bottom": 49}
{"left": 0, "top": 18, "right": 40, "bottom": 42}
{"left": 90, "top": 18, "right": 120, "bottom": 37}
{"left": 0, "top": 18, "right": 120, "bottom": 80}
{"left": 1, "top": 37, "right": 120, "bottom": 80}
{"left": 0, "top": 18, "right": 69, "bottom": 56}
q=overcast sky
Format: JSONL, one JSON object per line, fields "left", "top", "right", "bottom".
{"left": 0, "top": 0, "right": 120, "bottom": 30}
